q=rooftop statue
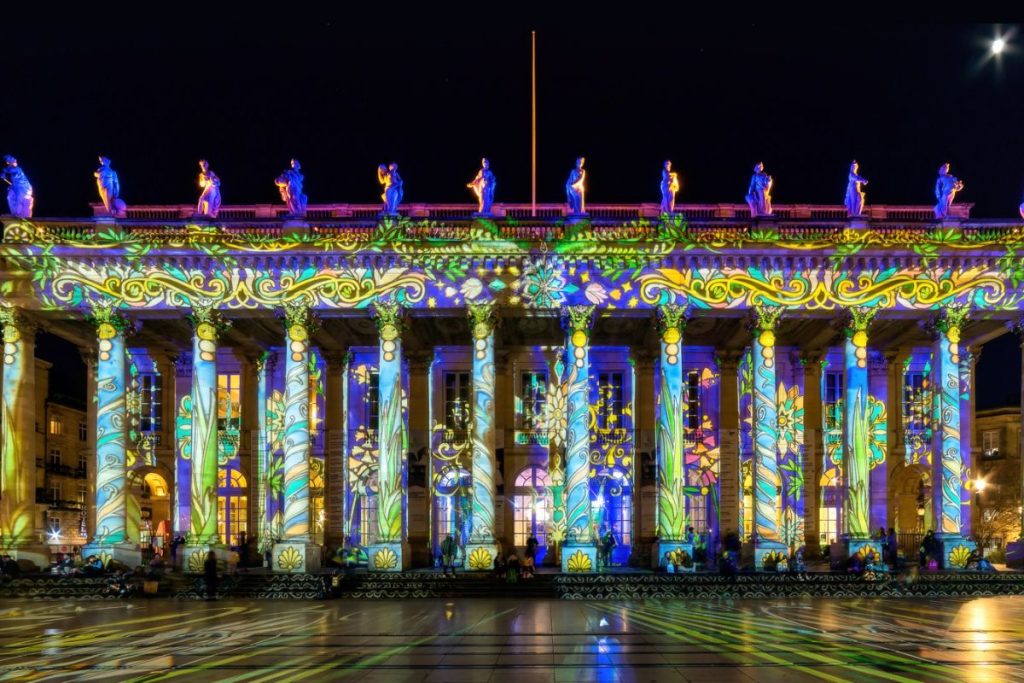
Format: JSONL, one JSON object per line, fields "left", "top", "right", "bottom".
{"left": 95, "top": 156, "right": 126, "bottom": 218}
{"left": 844, "top": 160, "right": 869, "bottom": 217}
{"left": 275, "top": 159, "right": 308, "bottom": 217}
{"left": 467, "top": 157, "right": 496, "bottom": 215}
{"left": 566, "top": 156, "right": 586, "bottom": 215}
{"left": 196, "top": 159, "right": 222, "bottom": 218}
{"left": 378, "top": 162, "right": 403, "bottom": 216}
{"left": 660, "top": 160, "right": 680, "bottom": 215}
{"left": 934, "top": 163, "right": 964, "bottom": 220}
{"left": 745, "top": 162, "right": 773, "bottom": 217}
{"left": 2, "top": 155, "right": 34, "bottom": 218}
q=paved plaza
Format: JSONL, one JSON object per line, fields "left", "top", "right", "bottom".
{"left": 2, "top": 596, "right": 1023, "bottom": 682}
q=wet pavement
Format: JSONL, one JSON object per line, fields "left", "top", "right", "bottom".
{"left": 1, "top": 596, "right": 1023, "bottom": 682}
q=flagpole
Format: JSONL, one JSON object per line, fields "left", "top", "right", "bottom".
{"left": 531, "top": 30, "right": 537, "bottom": 218}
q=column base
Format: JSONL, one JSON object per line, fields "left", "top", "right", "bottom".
{"left": 652, "top": 541, "right": 695, "bottom": 571}
{"left": 933, "top": 534, "right": 976, "bottom": 570}
{"left": 1006, "top": 540, "right": 1024, "bottom": 568}
{"left": 368, "top": 541, "right": 411, "bottom": 572}
{"left": 81, "top": 542, "right": 140, "bottom": 571}
{"left": 745, "top": 540, "right": 789, "bottom": 571}
{"left": 272, "top": 540, "right": 323, "bottom": 573}
{"left": 829, "top": 537, "right": 885, "bottom": 570}
{"left": 4, "top": 544, "right": 51, "bottom": 572}
{"left": 464, "top": 542, "right": 498, "bottom": 571}
{"left": 561, "top": 544, "right": 599, "bottom": 573}
{"left": 182, "top": 543, "right": 228, "bottom": 574}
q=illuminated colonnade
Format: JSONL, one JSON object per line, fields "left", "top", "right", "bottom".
{"left": 0, "top": 203, "right": 1019, "bottom": 571}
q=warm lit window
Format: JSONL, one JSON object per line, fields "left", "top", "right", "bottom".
{"left": 512, "top": 465, "right": 551, "bottom": 547}
{"left": 819, "top": 471, "right": 840, "bottom": 547}
{"left": 49, "top": 415, "right": 63, "bottom": 436}
{"left": 217, "top": 467, "right": 248, "bottom": 546}
{"left": 983, "top": 430, "right": 1001, "bottom": 458}
{"left": 359, "top": 496, "right": 379, "bottom": 547}
{"left": 217, "top": 373, "right": 241, "bottom": 431}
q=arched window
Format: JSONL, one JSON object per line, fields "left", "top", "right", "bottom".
{"left": 819, "top": 468, "right": 840, "bottom": 547}
{"left": 512, "top": 465, "right": 551, "bottom": 556}
{"left": 217, "top": 467, "right": 248, "bottom": 546}
{"left": 433, "top": 468, "right": 472, "bottom": 559}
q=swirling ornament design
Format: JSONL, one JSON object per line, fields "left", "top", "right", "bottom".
{"left": 94, "top": 330, "right": 127, "bottom": 544}
{"left": 282, "top": 324, "right": 311, "bottom": 539}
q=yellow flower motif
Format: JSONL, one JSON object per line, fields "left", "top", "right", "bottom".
{"left": 947, "top": 544, "right": 972, "bottom": 569}
{"left": 97, "top": 322, "right": 117, "bottom": 340}
{"left": 857, "top": 544, "right": 882, "bottom": 562}
{"left": 759, "top": 330, "right": 775, "bottom": 347}
{"left": 289, "top": 324, "right": 308, "bottom": 342}
{"left": 662, "top": 327, "right": 680, "bottom": 345}
{"left": 374, "top": 547, "right": 398, "bottom": 569}
{"left": 567, "top": 550, "right": 593, "bottom": 572}
{"left": 852, "top": 330, "right": 868, "bottom": 348}
{"left": 197, "top": 322, "right": 217, "bottom": 341}
{"left": 468, "top": 547, "right": 493, "bottom": 570}
{"left": 277, "top": 546, "right": 304, "bottom": 571}
{"left": 188, "top": 551, "right": 205, "bottom": 573}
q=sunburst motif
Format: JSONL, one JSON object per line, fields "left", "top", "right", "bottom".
{"left": 373, "top": 547, "right": 398, "bottom": 570}
{"left": 468, "top": 547, "right": 493, "bottom": 570}
{"left": 277, "top": 547, "right": 303, "bottom": 571}
{"left": 567, "top": 550, "right": 593, "bottom": 572}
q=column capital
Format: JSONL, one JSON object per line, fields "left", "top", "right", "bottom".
{"left": 467, "top": 300, "right": 499, "bottom": 338}
{"left": 371, "top": 299, "right": 404, "bottom": 335}
{"left": 796, "top": 349, "right": 825, "bottom": 369}
{"left": 406, "top": 349, "right": 432, "bottom": 371}
{"left": 187, "top": 302, "right": 231, "bottom": 339}
{"left": 321, "top": 350, "right": 348, "bottom": 370}
{"left": 926, "top": 303, "right": 970, "bottom": 341}
{"left": 278, "top": 300, "right": 320, "bottom": 338}
{"left": 842, "top": 306, "right": 879, "bottom": 335}
{"left": 635, "top": 349, "right": 657, "bottom": 369}
{"left": 714, "top": 349, "right": 744, "bottom": 370}
{"left": 1007, "top": 317, "right": 1024, "bottom": 345}
{"left": 0, "top": 304, "right": 37, "bottom": 338}
{"left": 78, "top": 346, "right": 99, "bottom": 369}
{"left": 655, "top": 303, "right": 689, "bottom": 337}
{"left": 746, "top": 303, "right": 783, "bottom": 335}
{"left": 85, "top": 301, "right": 134, "bottom": 338}
{"left": 561, "top": 304, "right": 596, "bottom": 336}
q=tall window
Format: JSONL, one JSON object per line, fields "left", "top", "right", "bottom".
{"left": 684, "top": 370, "right": 701, "bottom": 443}
{"left": 49, "top": 415, "right": 63, "bottom": 436}
{"left": 433, "top": 468, "right": 472, "bottom": 555}
{"left": 78, "top": 422, "right": 87, "bottom": 442}
{"left": 49, "top": 481, "right": 61, "bottom": 502}
{"left": 819, "top": 470, "right": 840, "bottom": 546}
{"left": 903, "top": 371, "right": 928, "bottom": 431}
{"left": 982, "top": 430, "right": 1001, "bottom": 458}
{"left": 363, "top": 371, "right": 380, "bottom": 436}
{"left": 77, "top": 484, "right": 88, "bottom": 504}
{"left": 512, "top": 465, "right": 551, "bottom": 548}
{"left": 518, "top": 371, "right": 548, "bottom": 446}
{"left": 823, "top": 371, "right": 843, "bottom": 460}
{"left": 595, "top": 492, "right": 632, "bottom": 548}
{"left": 359, "top": 496, "right": 379, "bottom": 546}
{"left": 444, "top": 372, "right": 472, "bottom": 443}
{"left": 48, "top": 448, "right": 61, "bottom": 466}
{"left": 139, "top": 373, "right": 162, "bottom": 433}
{"left": 217, "top": 467, "right": 248, "bottom": 546}
{"left": 595, "top": 372, "right": 624, "bottom": 433}
{"left": 217, "top": 373, "right": 241, "bottom": 431}
{"left": 687, "top": 471, "right": 708, "bottom": 533}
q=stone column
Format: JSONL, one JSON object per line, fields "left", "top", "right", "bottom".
{"left": 716, "top": 351, "right": 742, "bottom": 548}
{"left": 838, "top": 308, "right": 877, "bottom": 561}
{"left": 253, "top": 352, "right": 271, "bottom": 557}
{"left": 273, "top": 303, "right": 322, "bottom": 572}
{"left": 868, "top": 352, "right": 889, "bottom": 535}
{"left": 961, "top": 347, "right": 980, "bottom": 536}
{"left": 465, "top": 302, "right": 499, "bottom": 570}
{"left": 885, "top": 350, "right": 909, "bottom": 531}
{"left": 0, "top": 307, "right": 46, "bottom": 567}
{"left": 749, "top": 304, "right": 786, "bottom": 568}
{"left": 182, "top": 303, "right": 229, "bottom": 572}
{"left": 1009, "top": 321, "right": 1024, "bottom": 568}
{"left": 81, "top": 303, "right": 140, "bottom": 567}
{"left": 323, "top": 352, "right": 346, "bottom": 549}
{"left": 368, "top": 301, "right": 409, "bottom": 571}
{"left": 173, "top": 354, "right": 192, "bottom": 538}
{"left": 561, "top": 304, "right": 598, "bottom": 573}
{"left": 653, "top": 304, "right": 693, "bottom": 567}
{"left": 800, "top": 352, "right": 824, "bottom": 558}
{"left": 929, "top": 305, "right": 976, "bottom": 569}
{"left": 633, "top": 350, "right": 656, "bottom": 565}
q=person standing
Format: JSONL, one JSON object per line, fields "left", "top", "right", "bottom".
{"left": 441, "top": 533, "right": 457, "bottom": 576}
{"left": 203, "top": 551, "right": 218, "bottom": 600}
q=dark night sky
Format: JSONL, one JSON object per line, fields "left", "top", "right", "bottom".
{"left": 4, "top": 14, "right": 1023, "bottom": 408}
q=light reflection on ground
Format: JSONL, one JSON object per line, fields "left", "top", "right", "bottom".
{"left": 1, "top": 597, "right": 1023, "bottom": 682}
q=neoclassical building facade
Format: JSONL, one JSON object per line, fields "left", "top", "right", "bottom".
{"left": 1, "top": 200, "right": 1022, "bottom": 572}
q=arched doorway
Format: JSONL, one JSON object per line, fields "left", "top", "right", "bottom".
{"left": 432, "top": 467, "right": 472, "bottom": 565}
{"left": 890, "top": 462, "right": 932, "bottom": 533}
{"left": 142, "top": 471, "right": 171, "bottom": 553}
{"left": 217, "top": 466, "right": 248, "bottom": 546}
{"left": 512, "top": 464, "right": 551, "bottom": 564}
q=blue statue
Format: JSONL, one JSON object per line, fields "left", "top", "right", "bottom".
{"left": 934, "top": 163, "right": 964, "bottom": 219}
{"left": 467, "top": 158, "right": 496, "bottom": 215}
{"left": 378, "top": 162, "right": 403, "bottom": 215}
{"left": 95, "top": 156, "right": 126, "bottom": 218}
{"left": 844, "top": 160, "right": 869, "bottom": 217}
{"left": 275, "top": 159, "right": 307, "bottom": 217}
{"left": 2, "top": 155, "right": 34, "bottom": 218}
{"left": 196, "top": 159, "right": 221, "bottom": 218}
{"left": 745, "top": 162, "right": 773, "bottom": 217}
{"left": 566, "top": 156, "right": 586, "bottom": 215}
{"left": 660, "top": 160, "right": 680, "bottom": 214}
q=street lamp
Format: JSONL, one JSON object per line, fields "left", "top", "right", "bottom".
{"left": 992, "top": 37, "right": 1006, "bottom": 55}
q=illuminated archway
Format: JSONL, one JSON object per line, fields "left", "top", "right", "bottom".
{"left": 218, "top": 467, "right": 248, "bottom": 546}
{"left": 512, "top": 464, "right": 551, "bottom": 564}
